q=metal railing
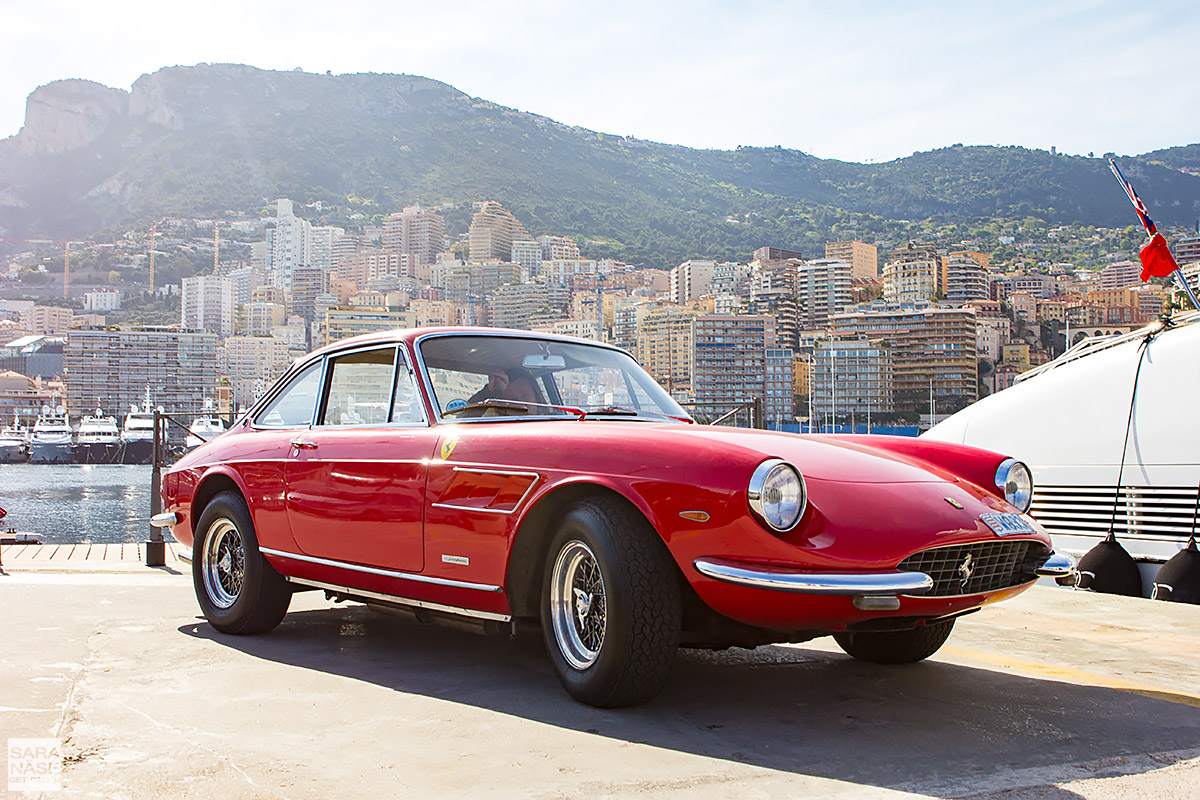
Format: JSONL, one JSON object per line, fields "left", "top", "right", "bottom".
{"left": 679, "top": 397, "right": 766, "bottom": 429}
{"left": 146, "top": 408, "right": 196, "bottom": 567}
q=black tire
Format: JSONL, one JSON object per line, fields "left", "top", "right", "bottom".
{"left": 540, "top": 496, "right": 681, "bottom": 707}
{"left": 192, "top": 491, "right": 292, "bottom": 635}
{"left": 832, "top": 618, "right": 955, "bottom": 664}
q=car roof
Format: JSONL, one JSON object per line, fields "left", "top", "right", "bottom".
{"left": 308, "top": 326, "right": 627, "bottom": 360}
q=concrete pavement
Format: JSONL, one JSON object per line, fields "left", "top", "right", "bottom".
{"left": 1, "top": 566, "right": 1198, "bottom": 799}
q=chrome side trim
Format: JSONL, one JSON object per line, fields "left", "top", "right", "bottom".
{"left": 149, "top": 512, "right": 178, "bottom": 528}
{"left": 286, "top": 576, "right": 511, "bottom": 623}
{"left": 259, "top": 547, "right": 504, "bottom": 593}
{"left": 694, "top": 557, "right": 933, "bottom": 596}
{"left": 1034, "top": 551, "right": 1078, "bottom": 578}
{"left": 430, "top": 466, "right": 541, "bottom": 515}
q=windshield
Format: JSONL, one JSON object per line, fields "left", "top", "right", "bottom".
{"left": 418, "top": 334, "right": 690, "bottom": 422}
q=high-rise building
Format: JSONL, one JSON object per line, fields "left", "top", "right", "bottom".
{"left": 882, "top": 244, "right": 939, "bottom": 303}
{"left": 691, "top": 314, "right": 777, "bottom": 423}
{"left": 468, "top": 202, "right": 531, "bottom": 262}
{"left": 510, "top": 240, "right": 542, "bottom": 275}
{"left": 1176, "top": 234, "right": 1200, "bottom": 266}
{"left": 796, "top": 259, "right": 852, "bottom": 330}
{"left": 670, "top": 260, "right": 718, "bottom": 304}
{"left": 181, "top": 275, "right": 234, "bottom": 339}
{"left": 445, "top": 262, "right": 523, "bottom": 302}
{"left": 489, "top": 282, "right": 550, "bottom": 330}
{"left": 220, "top": 335, "right": 293, "bottom": 408}
{"left": 825, "top": 241, "right": 879, "bottom": 280}
{"left": 323, "top": 307, "right": 417, "bottom": 345}
{"left": 941, "top": 253, "right": 990, "bottom": 304}
{"left": 748, "top": 260, "right": 799, "bottom": 350}
{"left": 753, "top": 246, "right": 804, "bottom": 263}
{"left": 383, "top": 205, "right": 446, "bottom": 268}
{"left": 809, "top": 337, "right": 894, "bottom": 427}
{"left": 763, "top": 348, "right": 795, "bottom": 427}
{"left": 292, "top": 268, "right": 331, "bottom": 330}
{"left": 18, "top": 306, "right": 74, "bottom": 336}
{"left": 247, "top": 302, "right": 287, "bottom": 337}
{"left": 308, "top": 225, "right": 345, "bottom": 271}
{"left": 537, "top": 235, "right": 580, "bottom": 261}
{"left": 636, "top": 305, "right": 697, "bottom": 392}
{"left": 64, "top": 327, "right": 217, "bottom": 427}
{"left": 830, "top": 302, "right": 977, "bottom": 416}
{"left": 1100, "top": 260, "right": 1141, "bottom": 290}
{"left": 270, "top": 199, "right": 311, "bottom": 289}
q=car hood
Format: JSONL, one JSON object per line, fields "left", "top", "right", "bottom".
{"left": 636, "top": 424, "right": 960, "bottom": 485}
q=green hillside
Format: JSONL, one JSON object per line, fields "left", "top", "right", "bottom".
{"left": 2, "top": 64, "right": 1198, "bottom": 268}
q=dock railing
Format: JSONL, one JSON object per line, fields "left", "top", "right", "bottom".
{"left": 147, "top": 409, "right": 197, "bottom": 567}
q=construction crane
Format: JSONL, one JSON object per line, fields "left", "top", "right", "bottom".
{"left": 0, "top": 237, "right": 95, "bottom": 297}
{"left": 144, "top": 218, "right": 168, "bottom": 294}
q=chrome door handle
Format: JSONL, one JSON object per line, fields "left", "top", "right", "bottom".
{"left": 290, "top": 439, "right": 318, "bottom": 450}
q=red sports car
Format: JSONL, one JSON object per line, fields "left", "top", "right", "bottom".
{"left": 154, "top": 327, "right": 1074, "bottom": 707}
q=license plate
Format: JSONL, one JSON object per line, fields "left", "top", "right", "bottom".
{"left": 980, "top": 512, "right": 1036, "bottom": 536}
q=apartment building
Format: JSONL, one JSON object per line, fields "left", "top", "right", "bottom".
{"left": 825, "top": 240, "right": 879, "bottom": 280}
{"left": 691, "top": 314, "right": 779, "bottom": 423}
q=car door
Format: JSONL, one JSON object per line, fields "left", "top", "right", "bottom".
{"left": 285, "top": 344, "right": 437, "bottom": 572}
{"left": 245, "top": 358, "right": 327, "bottom": 552}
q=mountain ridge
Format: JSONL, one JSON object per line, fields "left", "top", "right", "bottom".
{"left": 2, "top": 63, "right": 1198, "bottom": 266}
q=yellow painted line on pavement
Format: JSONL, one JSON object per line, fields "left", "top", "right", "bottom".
{"left": 942, "top": 645, "right": 1200, "bottom": 709}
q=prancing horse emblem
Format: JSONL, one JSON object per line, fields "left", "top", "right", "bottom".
{"left": 958, "top": 553, "right": 975, "bottom": 589}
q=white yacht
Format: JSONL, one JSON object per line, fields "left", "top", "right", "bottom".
{"left": 120, "top": 388, "right": 161, "bottom": 464}
{"left": 925, "top": 311, "right": 1200, "bottom": 593}
{"left": 73, "top": 405, "right": 122, "bottom": 464}
{"left": 185, "top": 398, "right": 226, "bottom": 450}
{"left": 0, "top": 415, "right": 29, "bottom": 463}
{"left": 29, "top": 404, "right": 73, "bottom": 464}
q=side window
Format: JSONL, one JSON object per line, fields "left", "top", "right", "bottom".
{"left": 320, "top": 348, "right": 396, "bottom": 426}
{"left": 256, "top": 361, "right": 323, "bottom": 428}
{"left": 391, "top": 357, "right": 427, "bottom": 425}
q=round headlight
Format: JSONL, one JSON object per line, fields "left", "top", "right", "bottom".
{"left": 749, "top": 459, "right": 806, "bottom": 532}
{"left": 995, "top": 458, "right": 1033, "bottom": 513}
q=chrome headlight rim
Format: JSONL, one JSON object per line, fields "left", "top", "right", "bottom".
{"left": 994, "top": 458, "right": 1033, "bottom": 514}
{"left": 748, "top": 458, "right": 807, "bottom": 533}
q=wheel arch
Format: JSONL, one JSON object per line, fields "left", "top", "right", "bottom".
{"left": 505, "top": 480, "right": 679, "bottom": 619}
{"left": 191, "top": 468, "right": 251, "bottom": 536}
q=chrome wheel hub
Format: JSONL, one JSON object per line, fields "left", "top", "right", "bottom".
{"left": 202, "top": 518, "right": 245, "bottom": 610}
{"left": 550, "top": 540, "right": 607, "bottom": 670}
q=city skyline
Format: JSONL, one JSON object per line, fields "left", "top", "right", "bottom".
{"left": 2, "top": 1, "right": 1198, "bottom": 164}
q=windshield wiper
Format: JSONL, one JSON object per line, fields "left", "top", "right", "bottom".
{"left": 442, "top": 399, "right": 583, "bottom": 418}
{"left": 579, "top": 405, "right": 693, "bottom": 423}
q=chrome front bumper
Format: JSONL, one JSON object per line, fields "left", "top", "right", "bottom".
{"left": 1033, "top": 552, "right": 1077, "bottom": 578}
{"left": 693, "top": 557, "right": 934, "bottom": 596}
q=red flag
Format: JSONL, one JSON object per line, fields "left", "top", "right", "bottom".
{"left": 1139, "top": 232, "right": 1178, "bottom": 281}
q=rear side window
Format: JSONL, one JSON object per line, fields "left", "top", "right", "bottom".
{"left": 256, "top": 361, "right": 323, "bottom": 428}
{"left": 320, "top": 348, "right": 396, "bottom": 426}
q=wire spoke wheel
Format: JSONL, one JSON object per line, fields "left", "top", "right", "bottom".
{"left": 550, "top": 540, "right": 607, "bottom": 670}
{"left": 202, "top": 518, "right": 245, "bottom": 609}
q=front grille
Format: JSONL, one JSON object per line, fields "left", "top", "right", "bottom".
{"left": 898, "top": 540, "right": 1051, "bottom": 597}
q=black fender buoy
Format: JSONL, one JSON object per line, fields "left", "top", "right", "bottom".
{"left": 1151, "top": 537, "right": 1200, "bottom": 604}
{"left": 1076, "top": 534, "right": 1142, "bottom": 596}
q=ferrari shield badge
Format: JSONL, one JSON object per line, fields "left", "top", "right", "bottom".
{"left": 440, "top": 437, "right": 459, "bottom": 460}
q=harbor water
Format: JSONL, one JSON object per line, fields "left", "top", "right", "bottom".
{"left": 0, "top": 464, "right": 154, "bottom": 544}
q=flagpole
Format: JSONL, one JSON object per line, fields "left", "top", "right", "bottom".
{"left": 1109, "top": 158, "right": 1198, "bottom": 311}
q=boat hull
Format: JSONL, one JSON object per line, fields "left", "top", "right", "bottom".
{"left": 72, "top": 442, "right": 124, "bottom": 465}
{"left": 29, "top": 442, "right": 73, "bottom": 464}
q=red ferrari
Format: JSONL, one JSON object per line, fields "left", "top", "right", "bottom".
{"left": 154, "top": 328, "right": 1074, "bottom": 706}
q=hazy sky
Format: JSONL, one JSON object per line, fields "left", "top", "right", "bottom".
{"left": 2, "top": 0, "right": 1197, "bottom": 164}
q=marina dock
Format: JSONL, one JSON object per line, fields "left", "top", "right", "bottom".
{"left": 1, "top": 547, "right": 1197, "bottom": 798}
{"left": 0, "top": 540, "right": 187, "bottom": 571}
